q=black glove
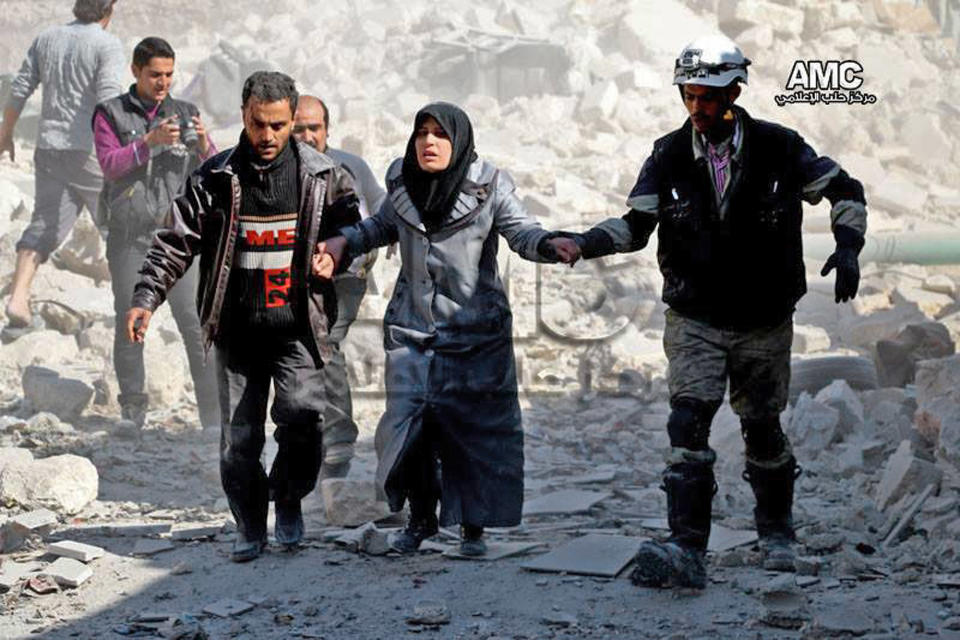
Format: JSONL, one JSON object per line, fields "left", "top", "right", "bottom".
{"left": 573, "top": 228, "right": 615, "bottom": 259}
{"left": 820, "top": 246, "right": 860, "bottom": 303}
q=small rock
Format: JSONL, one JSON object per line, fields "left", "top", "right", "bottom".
{"left": 21, "top": 366, "right": 94, "bottom": 421}
{"left": 406, "top": 601, "right": 451, "bottom": 626}
{"left": 357, "top": 522, "right": 391, "bottom": 556}
{"left": 170, "top": 562, "right": 193, "bottom": 575}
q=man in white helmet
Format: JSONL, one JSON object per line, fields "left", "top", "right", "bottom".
{"left": 558, "top": 35, "right": 868, "bottom": 589}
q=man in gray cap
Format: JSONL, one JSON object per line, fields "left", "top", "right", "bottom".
{"left": 0, "top": 0, "right": 124, "bottom": 338}
{"left": 293, "top": 95, "right": 386, "bottom": 479}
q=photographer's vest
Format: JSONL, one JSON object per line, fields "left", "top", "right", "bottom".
{"left": 654, "top": 111, "right": 806, "bottom": 330}
{"left": 94, "top": 88, "right": 201, "bottom": 239}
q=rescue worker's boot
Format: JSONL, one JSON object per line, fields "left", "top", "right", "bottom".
{"left": 631, "top": 461, "right": 714, "bottom": 589}
{"left": 744, "top": 456, "right": 800, "bottom": 572}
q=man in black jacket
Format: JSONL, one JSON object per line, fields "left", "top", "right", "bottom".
{"left": 562, "top": 35, "right": 868, "bottom": 589}
{"left": 93, "top": 37, "right": 219, "bottom": 434}
{"left": 127, "top": 71, "right": 361, "bottom": 562}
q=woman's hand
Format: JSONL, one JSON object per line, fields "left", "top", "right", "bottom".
{"left": 312, "top": 235, "right": 347, "bottom": 280}
{"left": 546, "top": 237, "right": 582, "bottom": 266}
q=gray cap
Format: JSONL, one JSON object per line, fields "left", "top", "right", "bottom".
{"left": 73, "top": 0, "right": 115, "bottom": 22}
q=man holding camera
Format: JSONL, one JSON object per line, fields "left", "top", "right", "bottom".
{"left": 93, "top": 37, "right": 219, "bottom": 433}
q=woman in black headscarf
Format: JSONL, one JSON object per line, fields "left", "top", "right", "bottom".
{"left": 316, "top": 103, "right": 578, "bottom": 555}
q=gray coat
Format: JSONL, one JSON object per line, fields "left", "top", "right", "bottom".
{"left": 340, "top": 156, "right": 557, "bottom": 526}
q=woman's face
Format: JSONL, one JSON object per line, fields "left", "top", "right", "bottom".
{"left": 414, "top": 116, "right": 452, "bottom": 173}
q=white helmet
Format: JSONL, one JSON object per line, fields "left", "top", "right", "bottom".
{"left": 673, "top": 35, "right": 750, "bottom": 87}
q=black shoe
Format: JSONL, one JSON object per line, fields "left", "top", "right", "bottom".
{"left": 275, "top": 500, "right": 304, "bottom": 548}
{"left": 760, "top": 534, "right": 797, "bottom": 572}
{"left": 631, "top": 540, "right": 707, "bottom": 589}
{"left": 230, "top": 533, "right": 266, "bottom": 563}
{"left": 459, "top": 524, "right": 486, "bottom": 557}
{"left": 390, "top": 514, "right": 439, "bottom": 554}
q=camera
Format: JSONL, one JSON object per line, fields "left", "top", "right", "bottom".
{"left": 179, "top": 115, "right": 199, "bottom": 150}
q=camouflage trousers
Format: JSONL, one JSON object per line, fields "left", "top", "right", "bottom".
{"left": 663, "top": 309, "right": 793, "bottom": 420}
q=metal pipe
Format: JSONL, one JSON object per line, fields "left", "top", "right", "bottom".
{"left": 804, "top": 232, "right": 960, "bottom": 265}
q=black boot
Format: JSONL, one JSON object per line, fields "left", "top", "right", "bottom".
{"left": 275, "top": 499, "right": 304, "bottom": 549}
{"left": 631, "top": 461, "right": 715, "bottom": 589}
{"left": 460, "top": 524, "right": 486, "bottom": 556}
{"left": 390, "top": 498, "right": 439, "bottom": 554}
{"left": 744, "top": 456, "right": 800, "bottom": 572}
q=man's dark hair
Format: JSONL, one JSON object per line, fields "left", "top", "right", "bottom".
{"left": 242, "top": 71, "right": 298, "bottom": 114}
{"left": 73, "top": 0, "right": 116, "bottom": 23}
{"left": 133, "top": 37, "right": 175, "bottom": 68}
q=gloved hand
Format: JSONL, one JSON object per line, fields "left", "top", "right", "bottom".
{"left": 820, "top": 246, "right": 860, "bottom": 303}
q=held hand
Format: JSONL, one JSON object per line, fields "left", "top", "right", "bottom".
{"left": 820, "top": 247, "right": 860, "bottom": 303}
{"left": 126, "top": 307, "right": 153, "bottom": 344}
{"left": 192, "top": 115, "right": 210, "bottom": 156}
{"left": 312, "top": 235, "right": 347, "bottom": 280}
{"left": 144, "top": 116, "right": 180, "bottom": 148}
{"left": 0, "top": 130, "right": 14, "bottom": 162}
{"left": 547, "top": 237, "right": 582, "bottom": 266}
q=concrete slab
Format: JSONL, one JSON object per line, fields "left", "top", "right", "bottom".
{"left": 48, "top": 540, "right": 105, "bottom": 563}
{"left": 443, "top": 541, "right": 545, "bottom": 561}
{"left": 521, "top": 534, "right": 647, "bottom": 577}
{"left": 0, "top": 560, "right": 42, "bottom": 590}
{"left": 44, "top": 557, "right": 93, "bottom": 587}
{"left": 523, "top": 490, "right": 611, "bottom": 517}
{"left": 132, "top": 538, "right": 175, "bottom": 556}
{"left": 170, "top": 523, "right": 223, "bottom": 541}
{"left": 708, "top": 524, "right": 758, "bottom": 553}
{"left": 203, "top": 598, "right": 255, "bottom": 618}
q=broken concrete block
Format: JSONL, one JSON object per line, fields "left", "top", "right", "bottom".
{"left": 892, "top": 287, "right": 954, "bottom": 319}
{"left": 521, "top": 534, "right": 645, "bottom": 577}
{"left": 0, "top": 447, "right": 33, "bottom": 474}
{"left": 789, "top": 393, "right": 841, "bottom": 452}
{"left": 48, "top": 540, "right": 104, "bottom": 563}
{"left": 406, "top": 601, "right": 450, "bottom": 626}
{"left": 924, "top": 275, "right": 957, "bottom": 297}
{"left": 0, "top": 454, "right": 98, "bottom": 515}
{"left": 21, "top": 366, "right": 94, "bottom": 421}
{"left": 792, "top": 324, "right": 831, "bottom": 353}
{"left": 876, "top": 322, "right": 955, "bottom": 387}
{"left": 814, "top": 379, "right": 864, "bottom": 439}
{"left": 875, "top": 440, "right": 943, "bottom": 510}
{"left": 2, "top": 508, "right": 58, "bottom": 552}
{"left": 759, "top": 574, "right": 810, "bottom": 630}
{"left": 578, "top": 81, "right": 619, "bottom": 122}
{"left": 357, "top": 522, "right": 391, "bottom": 556}
{"left": 44, "top": 557, "right": 93, "bottom": 588}
{"left": 719, "top": 0, "right": 805, "bottom": 35}
{"left": 320, "top": 478, "right": 390, "bottom": 527}
{"left": 0, "top": 560, "right": 42, "bottom": 591}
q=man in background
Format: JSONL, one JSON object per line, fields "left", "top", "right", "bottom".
{"left": 294, "top": 95, "right": 386, "bottom": 479}
{"left": 0, "top": 0, "right": 125, "bottom": 338}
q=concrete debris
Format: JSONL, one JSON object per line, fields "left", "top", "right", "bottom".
{"left": 875, "top": 441, "right": 942, "bottom": 511}
{"left": 132, "top": 538, "right": 176, "bottom": 557}
{"left": 357, "top": 522, "right": 391, "bottom": 556}
{"left": 406, "top": 601, "right": 450, "bottom": 626}
{"left": 21, "top": 365, "right": 95, "bottom": 421}
{"left": 523, "top": 489, "right": 612, "bottom": 516}
{"left": 43, "top": 557, "right": 93, "bottom": 588}
{"left": 0, "top": 455, "right": 98, "bottom": 515}
{"left": 320, "top": 478, "right": 390, "bottom": 527}
{"left": 789, "top": 393, "right": 841, "bottom": 453}
{"left": 443, "top": 540, "right": 543, "bottom": 561}
{"left": 0, "top": 560, "right": 42, "bottom": 591}
{"left": 47, "top": 540, "right": 105, "bottom": 563}
{"left": 170, "top": 523, "right": 223, "bottom": 541}
{"left": 875, "top": 322, "right": 955, "bottom": 387}
{"left": 521, "top": 533, "right": 645, "bottom": 577}
{"left": 1, "top": 508, "right": 56, "bottom": 552}
{"left": 758, "top": 575, "right": 810, "bottom": 630}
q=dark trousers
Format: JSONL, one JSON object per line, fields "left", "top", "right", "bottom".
{"left": 107, "top": 232, "right": 220, "bottom": 427}
{"left": 320, "top": 275, "right": 365, "bottom": 462}
{"left": 216, "top": 331, "right": 326, "bottom": 539}
{"left": 17, "top": 150, "right": 103, "bottom": 261}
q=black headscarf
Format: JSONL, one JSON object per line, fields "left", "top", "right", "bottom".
{"left": 401, "top": 102, "right": 477, "bottom": 231}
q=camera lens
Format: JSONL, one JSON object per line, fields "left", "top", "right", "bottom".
{"left": 180, "top": 116, "right": 199, "bottom": 149}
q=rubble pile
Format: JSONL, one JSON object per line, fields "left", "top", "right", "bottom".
{"left": 0, "top": 0, "right": 958, "bottom": 636}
